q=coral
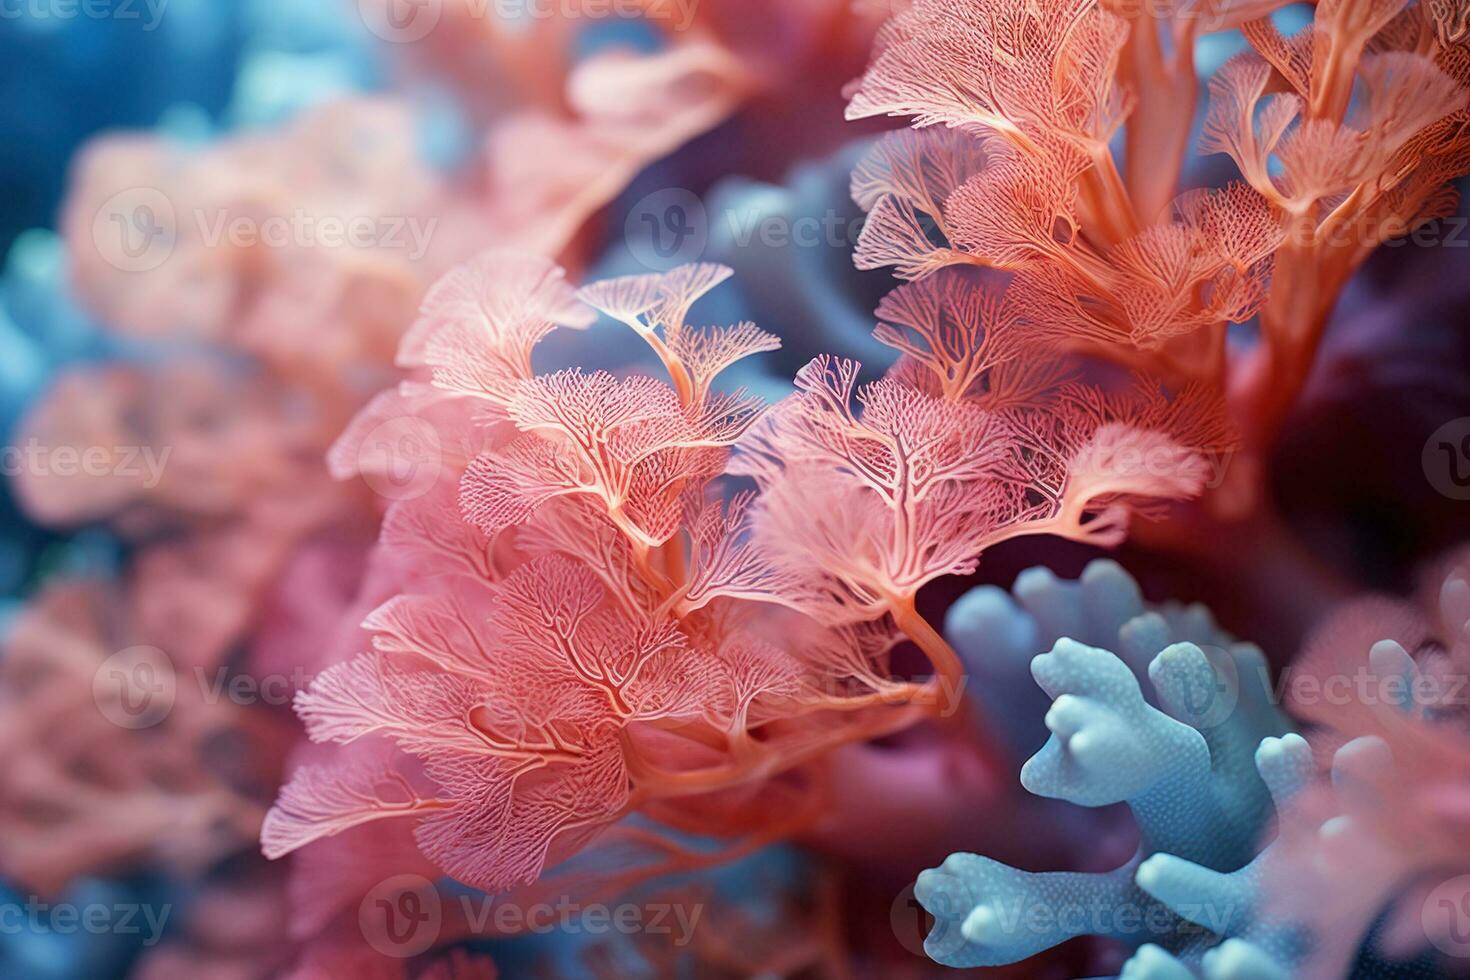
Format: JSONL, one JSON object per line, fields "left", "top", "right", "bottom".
{"left": 1249, "top": 548, "right": 1470, "bottom": 977}
{"left": 262, "top": 251, "right": 1223, "bottom": 899}
{"left": 61, "top": 100, "right": 464, "bottom": 376}
{"left": 10, "top": 3, "right": 1469, "bottom": 976}
{"left": 916, "top": 559, "right": 1299, "bottom": 971}
{"left": 0, "top": 579, "right": 275, "bottom": 895}
{"left": 734, "top": 269, "right": 1233, "bottom": 633}
{"left": 846, "top": 0, "right": 1470, "bottom": 510}
{"left": 10, "top": 356, "right": 351, "bottom": 669}
{"left": 920, "top": 552, "right": 1470, "bottom": 977}
{"left": 2, "top": 11, "right": 899, "bottom": 970}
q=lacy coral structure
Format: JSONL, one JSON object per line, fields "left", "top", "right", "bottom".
{"left": 8, "top": 1, "right": 1470, "bottom": 976}
{"left": 261, "top": 251, "right": 1225, "bottom": 895}
{"left": 846, "top": 0, "right": 1470, "bottom": 507}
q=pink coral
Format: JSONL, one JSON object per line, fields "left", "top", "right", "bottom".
{"left": 0, "top": 580, "right": 275, "bottom": 895}
{"left": 1260, "top": 547, "right": 1470, "bottom": 974}
{"left": 262, "top": 251, "right": 1228, "bottom": 897}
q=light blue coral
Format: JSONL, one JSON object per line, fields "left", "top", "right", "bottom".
{"left": 923, "top": 560, "right": 1309, "bottom": 976}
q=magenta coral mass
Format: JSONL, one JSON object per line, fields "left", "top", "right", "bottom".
{"left": 2, "top": 1, "right": 1470, "bottom": 978}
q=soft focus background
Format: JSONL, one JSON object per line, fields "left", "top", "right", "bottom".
{"left": 0, "top": 0, "right": 382, "bottom": 611}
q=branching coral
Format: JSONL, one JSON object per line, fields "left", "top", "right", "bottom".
{"left": 262, "top": 251, "right": 1224, "bottom": 897}
{"left": 13, "top": 43, "right": 723, "bottom": 685}
{"left": 1105, "top": 549, "right": 1470, "bottom": 977}
{"left": 1248, "top": 548, "right": 1470, "bottom": 977}
{"left": 734, "top": 269, "right": 1232, "bottom": 634}
{"left": 919, "top": 559, "right": 1297, "bottom": 972}
{"left": 846, "top": 0, "right": 1470, "bottom": 512}
{"left": 918, "top": 553, "right": 1470, "bottom": 977}
{"left": 1, "top": 12, "right": 905, "bottom": 966}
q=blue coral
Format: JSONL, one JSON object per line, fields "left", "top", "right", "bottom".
{"left": 924, "top": 560, "right": 1308, "bottom": 976}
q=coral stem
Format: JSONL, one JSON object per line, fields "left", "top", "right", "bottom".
{"left": 889, "top": 595, "right": 1013, "bottom": 776}
{"left": 888, "top": 594, "right": 965, "bottom": 692}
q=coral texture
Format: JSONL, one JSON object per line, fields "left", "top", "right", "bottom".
{"left": 922, "top": 554, "right": 1470, "bottom": 977}
{"left": 922, "top": 559, "right": 1296, "bottom": 972}
{"left": 262, "top": 252, "right": 1225, "bottom": 897}
{"left": 846, "top": 0, "right": 1470, "bottom": 512}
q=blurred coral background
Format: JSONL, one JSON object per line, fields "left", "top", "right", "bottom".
{"left": 3, "top": 1, "right": 1470, "bottom": 978}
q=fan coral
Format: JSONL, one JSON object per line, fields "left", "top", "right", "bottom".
{"left": 262, "top": 251, "right": 1224, "bottom": 897}
{"left": 846, "top": 0, "right": 1470, "bottom": 510}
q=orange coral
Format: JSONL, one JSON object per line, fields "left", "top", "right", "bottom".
{"left": 847, "top": 0, "right": 1470, "bottom": 514}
